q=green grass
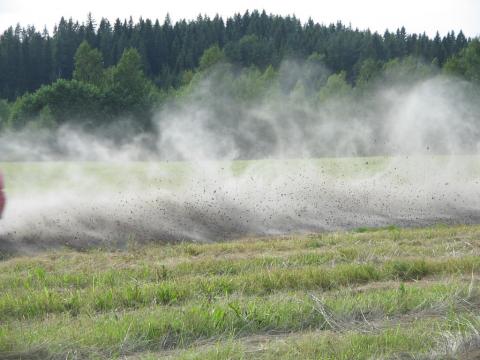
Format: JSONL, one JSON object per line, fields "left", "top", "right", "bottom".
{"left": 0, "top": 161, "right": 193, "bottom": 194}
{"left": 4, "top": 155, "right": 480, "bottom": 194}
{"left": 1, "top": 224, "right": 480, "bottom": 359}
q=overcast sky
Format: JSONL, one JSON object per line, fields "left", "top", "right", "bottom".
{"left": 0, "top": 0, "right": 479, "bottom": 37}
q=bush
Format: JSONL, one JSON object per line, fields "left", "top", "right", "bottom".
{"left": 9, "top": 79, "right": 104, "bottom": 129}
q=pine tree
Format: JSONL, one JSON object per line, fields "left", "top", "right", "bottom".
{"left": 110, "top": 48, "right": 151, "bottom": 112}
{"left": 73, "top": 41, "right": 105, "bottom": 87}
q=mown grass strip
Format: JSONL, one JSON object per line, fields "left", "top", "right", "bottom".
{"left": 4, "top": 290, "right": 480, "bottom": 358}
{"left": 169, "top": 326, "right": 436, "bottom": 360}
{"left": 0, "top": 256, "right": 479, "bottom": 320}
{"left": 0, "top": 280, "right": 477, "bottom": 358}
{"left": 168, "top": 311, "right": 480, "bottom": 359}
{"left": 1, "top": 223, "right": 478, "bottom": 278}
{"left": 167, "top": 323, "right": 439, "bottom": 360}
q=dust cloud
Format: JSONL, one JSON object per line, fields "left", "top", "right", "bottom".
{"left": 1, "top": 65, "right": 480, "bottom": 254}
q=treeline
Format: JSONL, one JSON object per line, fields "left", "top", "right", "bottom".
{"left": 0, "top": 11, "right": 479, "bottom": 133}
{"left": 6, "top": 44, "right": 157, "bottom": 131}
{"left": 0, "top": 11, "right": 472, "bottom": 100}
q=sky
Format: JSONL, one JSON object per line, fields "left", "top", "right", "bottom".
{"left": 0, "top": 0, "right": 479, "bottom": 37}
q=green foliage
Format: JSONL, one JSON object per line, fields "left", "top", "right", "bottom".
{"left": 318, "top": 71, "right": 352, "bottom": 102}
{"left": 225, "top": 35, "right": 271, "bottom": 68}
{"left": 199, "top": 44, "right": 225, "bottom": 71}
{"left": 0, "top": 13, "right": 478, "bottom": 132}
{"left": 290, "top": 80, "right": 307, "bottom": 101}
{"left": 24, "top": 106, "right": 57, "bottom": 130}
{"left": 303, "top": 53, "right": 329, "bottom": 92}
{"left": 231, "top": 66, "right": 267, "bottom": 101}
{"left": 307, "top": 52, "right": 325, "bottom": 64}
{"left": 9, "top": 79, "right": 103, "bottom": 129}
{"left": 444, "top": 39, "right": 480, "bottom": 83}
{"left": 0, "top": 99, "right": 10, "bottom": 130}
{"left": 111, "top": 49, "right": 149, "bottom": 96}
{"left": 382, "top": 56, "right": 437, "bottom": 84}
{"left": 105, "top": 48, "right": 153, "bottom": 126}
{"left": 261, "top": 65, "right": 277, "bottom": 84}
{"left": 180, "top": 70, "right": 195, "bottom": 85}
{"left": 356, "top": 58, "right": 383, "bottom": 88}
{"left": 73, "top": 41, "right": 105, "bottom": 87}
{"left": 9, "top": 46, "right": 155, "bottom": 130}
{"left": 0, "top": 13, "right": 473, "bottom": 102}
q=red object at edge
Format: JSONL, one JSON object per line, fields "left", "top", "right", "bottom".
{"left": 0, "top": 173, "right": 5, "bottom": 218}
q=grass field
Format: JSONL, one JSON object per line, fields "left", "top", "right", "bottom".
{"left": 4, "top": 155, "right": 480, "bottom": 194}
{"left": 0, "top": 158, "right": 384, "bottom": 193}
{"left": 1, "top": 224, "right": 480, "bottom": 359}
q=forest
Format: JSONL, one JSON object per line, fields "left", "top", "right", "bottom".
{"left": 0, "top": 10, "right": 479, "bottom": 131}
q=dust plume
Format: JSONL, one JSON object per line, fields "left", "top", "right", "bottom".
{"left": 1, "top": 63, "right": 480, "bottom": 254}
